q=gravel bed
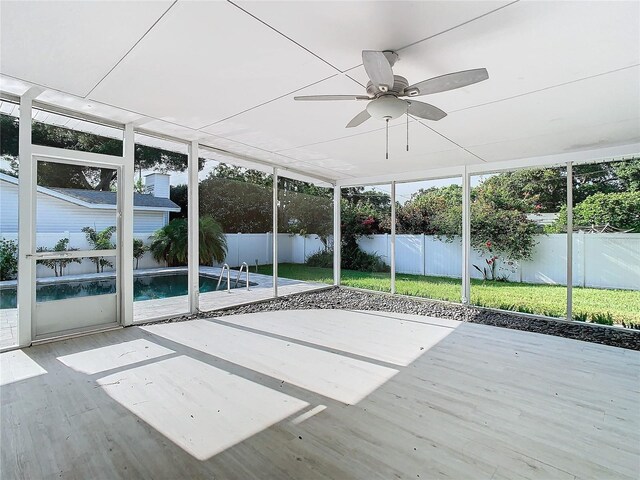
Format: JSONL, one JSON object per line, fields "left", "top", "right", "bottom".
{"left": 146, "top": 286, "right": 640, "bottom": 351}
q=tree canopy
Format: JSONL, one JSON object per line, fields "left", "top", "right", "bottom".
{"left": 1, "top": 113, "right": 194, "bottom": 190}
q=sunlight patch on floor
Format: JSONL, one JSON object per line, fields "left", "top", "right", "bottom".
{"left": 97, "top": 355, "right": 308, "bottom": 460}
{"left": 142, "top": 320, "right": 399, "bottom": 404}
{"left": 219, "top": 309, "right": 459, "bottom": 366}
{"left": 57, "top": 339, "right": 175, "bottom": 375}
{"left": 0, "top": 349, "right": 47, "bottom": 386}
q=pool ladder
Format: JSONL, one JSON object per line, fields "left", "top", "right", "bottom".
{"left": 216, "top": 262, "right": 250, "bottom": 293}
{"left": 235, "top": 262, "right": 250, "bottom": 291}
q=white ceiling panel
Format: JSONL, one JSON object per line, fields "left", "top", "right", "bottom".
{"left": 1, "top": 1, "right": 638, "bottom": 182}
{"left": 0, "top": 1, "right": 173, "bottom": 96}
{"left": 236, "top": 1, "right": 510, "bottom": 71}
{"left": 0, "top": 76, "right": 32, "bottom": 97}
{"left": 198, "top": 134, "right": 344, "bottom": 181}
{"left": 349, "top": 1, "right": 640, "bottom": 113}
{"left": 279, "top": 120, "right": 472, "bottom": 177}
{"left": 468, "top": 118, "right": 640, "bottom": 163}
{"left": 36, "top": 90, "right": 143, "bottom": 125}
{"left": 89, "top": 1, "right": 336, "bottom": 129}
{"left": 203, "top": 74, "right": 411, "bottom": 152}
{"left": 433, "top": 66, "right": 640, "bottom": 160}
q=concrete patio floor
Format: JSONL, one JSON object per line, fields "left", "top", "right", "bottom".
{"left": 1, "top": 309, "right": 638, "bottom": 479}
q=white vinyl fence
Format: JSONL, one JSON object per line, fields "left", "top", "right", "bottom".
{"left": 362, "top": 232, "right": 639, "bottom": 290}
{"left": 2, "top": 231, "right": 638, "bottom": 290}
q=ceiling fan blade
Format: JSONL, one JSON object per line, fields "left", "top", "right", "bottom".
{"left": 405, "top": 68, "right": 489, "bottom": 96}
{"left": 346, "top": 109, "right": 371, "bottom": 128}
{"left": 362, "top": 50, "right": 394, "bottom": 92}
{"left": 294, "top": 95, "right": 370, "bottom": 101}
{"left": 407, "top": 100, "right": 447, "bottom": 121}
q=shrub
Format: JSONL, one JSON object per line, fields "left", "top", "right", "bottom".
{"left": 305, "top": 247, "right": 389, "bottom": 272}
{"left": 573, "top": 312, "right": 588, "bottom": 322}
{"left": 0, "top": 238, "right": 18, "bottom": 281}
{"left": 305, "top": 248, "right": 333, "bottom": 268}
{"left": 150, "top": 216, "right": 227, "bottom": 267}
{"left": 342, "top": 246, "right": 390, "bottom": 272}
{"left": 590, "top": 312, "right": 614, "bottom": 326}
{"left": 552, "top": 191, "right": 640, "bottom": 232}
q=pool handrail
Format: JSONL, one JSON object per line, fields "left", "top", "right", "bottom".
{"left": 216, "top": 263, "right": 231, "bottom": 293}
{"left": 235, "top": 262, "right": 250, "bottom": 291}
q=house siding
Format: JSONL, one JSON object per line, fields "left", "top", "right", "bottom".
{"left": 0, "top": 179, "right": 167, "bottom": 235}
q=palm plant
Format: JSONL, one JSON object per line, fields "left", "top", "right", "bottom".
{"left": 36, "top": 237, "right": 81, "bottom": 277}
{"left": 149, "top": 216, "right": 227, "bottom": 267}
{"left": 133, "top": 238, "right": 147, "bottom": 269}
{"left": 81, "top": 226, "right": 116, "bottom": 273}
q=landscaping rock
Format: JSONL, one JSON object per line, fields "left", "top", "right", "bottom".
{"left": 149, "top": 287, "right": 640, "bottom": 351}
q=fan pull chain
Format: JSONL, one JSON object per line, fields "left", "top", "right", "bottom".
{"left": 385, "top": 118, "right": 389, "bottom": 160}
{"left": 406, "top": 104, "right": 409, "bottom": 152}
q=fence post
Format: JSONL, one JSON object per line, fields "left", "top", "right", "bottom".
{"left": 421, "top": 233, "right": 426, "bottom": 276}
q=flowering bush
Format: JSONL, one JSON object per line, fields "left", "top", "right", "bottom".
{"left": 473, "top": 240, "right": 513, "bottom": 282}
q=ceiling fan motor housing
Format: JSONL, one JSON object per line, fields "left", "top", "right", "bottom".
{"left": 366, "top": 75, "right": 409, "bottom": 97}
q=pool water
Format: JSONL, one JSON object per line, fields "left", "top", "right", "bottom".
{"left": 0, "top": 273, "right": 249, "bottom": 309}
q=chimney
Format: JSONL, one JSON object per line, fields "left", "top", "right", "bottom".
{"left": 144, "top": 173, "right": 170, "bottom": 198}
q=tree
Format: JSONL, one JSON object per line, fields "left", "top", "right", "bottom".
{"left": 149, "top": 216, "right": 227, "bottom": 267}
{"left": 197, "top": 173, "right": 272, "bottom": 232}
{"left": 277, "top": 177, "right": 333, "bottom": 246}
{"left": 339, "top": 197, "right": 390, "bottom": 272}
{"left": 393, "top": 185, "right": 461, "bottom": 235}
{"left": 133, "top": 239, "right": 147, "bottom": 270}
{"left": 396, "top": 181, "right": 539, "bottom": 262}
{"left": 35, "top": 238, "right": 81, "bottom": 277}
{"left": 81, "top": 226, "right": 116, "bottom": 273}
{"left": 553, "top": 191, "right": 640, "bottom": 232}
{"left": 1, "top": 113, "right": 198, "bottom": 190}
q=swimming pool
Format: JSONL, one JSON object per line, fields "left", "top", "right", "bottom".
{"left": 0, "top": 273, "right": 253, "bottom": 309}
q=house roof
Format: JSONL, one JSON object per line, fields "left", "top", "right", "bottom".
{"left": 50, "top": 187, "right": 180, "bottom": 210}
{"left": 0, "top": 173, "right": 180, "bottom": 212}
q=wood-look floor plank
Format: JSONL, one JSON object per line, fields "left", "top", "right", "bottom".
{"left": 1, "top": 310, "right": 639, "bottom": 480}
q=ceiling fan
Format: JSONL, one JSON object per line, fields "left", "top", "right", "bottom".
{"left": 294, "top": 50, "right": 489, "bottom": 129}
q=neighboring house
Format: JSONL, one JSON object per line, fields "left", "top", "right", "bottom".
{"left": 0, "top": 172, "right": 180, "bottom": 235}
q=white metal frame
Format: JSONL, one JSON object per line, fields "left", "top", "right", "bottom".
{"left": 5, "top": 87, "right": 639, "bottom": 350}
{"left": 566, "top": 162, "right": 573, "bottom": 320}
{"left": 29, "top": 149, "right": 125, "bottom": 340}
{"left": 188, "top": 140, "right": 199, "bottom": 314}
{"left": 390, "top": 181, "right": 396, "bottom": 294}
{"left": 272, "top": 167, "right": 279, "bottom": 297}
{"left": 333, "top": 185, "right": 341, "bottom": 286}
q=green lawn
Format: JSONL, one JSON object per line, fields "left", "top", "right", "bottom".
{"left": 257, "top": 263, "right": 640, "bottom": 327}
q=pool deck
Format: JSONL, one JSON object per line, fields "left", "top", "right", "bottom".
{"left": 0, "top": 266, "right": 329, "bottom": 350}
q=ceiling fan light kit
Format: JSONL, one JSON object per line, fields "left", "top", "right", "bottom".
{"left": 294, "top": 50, "right": 489, "bottom": 158}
